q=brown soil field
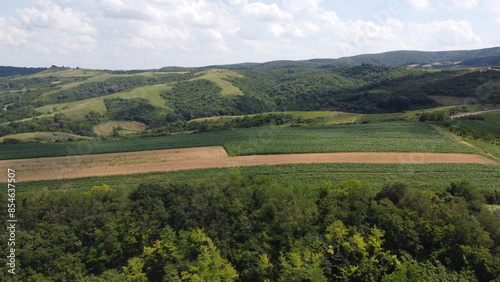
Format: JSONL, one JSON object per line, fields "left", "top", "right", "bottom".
{"left": 0, "top": 146, "right": 497, "bottom": 182}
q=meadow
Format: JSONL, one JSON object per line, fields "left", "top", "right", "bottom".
{"left": 0, "top": 121, "right": 474, "bottom": 160}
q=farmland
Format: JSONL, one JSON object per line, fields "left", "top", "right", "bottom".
{"left": 16, "top": 163, "right": 500, "bottom": 193}
{"left": 0, "top": 121, "right": 475, "bottom": 160}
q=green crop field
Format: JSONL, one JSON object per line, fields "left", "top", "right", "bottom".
{"left": 482, "top": 111, "right": 500, "bottom": 123}
{"left": 442, "top": 112, "right": 500, "bottom": 137}
{"left": 0, "top": 121, "right": 474, "bottom": 160}
{"left": 16, "top": 163, "right": 500, "bottom": 193}
{"left": 465, "top": 138, "right": 500, "bottom": 160}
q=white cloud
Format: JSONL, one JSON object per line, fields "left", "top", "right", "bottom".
{"left": 0, "top": 0, "right": 96, "bottom": 54}
{"left": 485, "top": 0, "right": 500, "bottom": 12}
{"left": 0, "top": 0, "right": 496, "bottom": 69}
{"left": 440, "top": 0, "right": 478, "bottom": 9}
{"left": 410, "top": 20, "right": 481, "bottom": 49}
{"left": 387, "top": 18, "right": 405, "bottom": 30}
{"left": 408, "top": 0, "right": 431, "bottom": 10}
{"left": 496, "top": 15, "right": 500, "bottom": 25}
{"left": 268, "top": 21, "right": 320, "bottom": 38}
{"left": 245, "top": 2, "right": 292, "bottom": 22}
{"left": 283, "top": 0, "right": 323, "bottom": 14}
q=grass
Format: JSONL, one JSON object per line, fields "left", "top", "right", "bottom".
{"left": 481, "top": 111, "right": 500, "bottom": 123}
{"left": 0, "top": 121, "right": 474, "bottom": 160}
{"left": 428, "top": 95, "right": 478, "bottom": 106}
{"left": 196, "top": 69, "right": 244, "bottom": 96}
{"left": 93, "top": 121, "right": 148, "bottom": 136}
{"left": 0, "top": 132, "right": 91, "bottom": 143}
{"left": 191, "top": 111, "right": 362, "bottom": 125}
{"left": 464, "top": 138, "right": 500, "bottom": 161}
{"left": 441, "top": 111, "right": 500, "bottom": 137}
{"left": 32, "top": 84, "right": 174, "bottom": 120}
{"left": 16, "top": 163, "right": 500, "bottom": 193}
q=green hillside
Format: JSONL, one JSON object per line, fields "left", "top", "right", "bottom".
{"left": 1, "top": 52, "right": 499, "bottom": 141}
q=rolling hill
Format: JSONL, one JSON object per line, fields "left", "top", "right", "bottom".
{"left": 203, "top": 46, "right": 500, "bottom": 70}
{"left": 0, "top": 47, "right": 499, "bottom": 142}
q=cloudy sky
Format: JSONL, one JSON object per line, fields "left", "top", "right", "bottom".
{"left": 1, "top": 0, "right": 499, "bottom": 69}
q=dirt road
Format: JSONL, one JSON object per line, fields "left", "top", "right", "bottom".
{"left": 0, "top": 146, "right": 496, "bottom": 182}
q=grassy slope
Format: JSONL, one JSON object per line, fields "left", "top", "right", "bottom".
{"left": 0, "top": 121, "right": 474, "bottom": 160}
{"left": 17, "top": 163, "right": 500, "bottom": 193}
{"left": 9, "top": 69, "right": 242, "bottom": 123}
{"left": 195, "top": 69, "right": 244, "bottom": 96}
{"left": 32, "top": 84, "right": 174, "bottom": 120}
{"left": 0, "top": 132, "right": 91, "bottom": 142}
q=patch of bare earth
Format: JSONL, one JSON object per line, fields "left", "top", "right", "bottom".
{"left": 0, "top": 146, "right": 497, "bottom": 182}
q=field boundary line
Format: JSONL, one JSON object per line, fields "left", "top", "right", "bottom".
{"left": 429, "top": 124, "right": 500, "bottom": 164}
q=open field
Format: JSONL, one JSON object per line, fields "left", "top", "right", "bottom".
{"left": 195, "top": 69, "right": 244, "bottom": 96}
{"left": 428, "top": 95, "right": 479, "bottom": 105}
{"left": 93, "top": 121, "right": 148, "bottom": 136}
{"left": 0, "top": 146, "right": 495, "bottom": 182}
{"left": 0, "top": 121, "right": 475, "bottom": 160}
{"left": 14, "top": 162, "right": 500, "bottom": 193}
{"left": 0, "top": 132, "right": 91, "bottom": 143}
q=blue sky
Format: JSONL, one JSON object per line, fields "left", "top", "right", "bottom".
{"left": 1, "top": 0, "right": 499, "bottom": 69}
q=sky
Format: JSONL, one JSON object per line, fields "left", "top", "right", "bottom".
{"left": 1, "top": 0, "right": 499, "bottom": 69}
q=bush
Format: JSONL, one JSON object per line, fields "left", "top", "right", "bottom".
{"left": 2, "top": 137, "right": 21, "bottom": 144}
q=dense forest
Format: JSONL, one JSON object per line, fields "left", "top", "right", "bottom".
{"left": 1, "top": 171, "right": 499, "bottom": 281}
{"left": 0, "top": 67, "right": 47, "bottom": 78}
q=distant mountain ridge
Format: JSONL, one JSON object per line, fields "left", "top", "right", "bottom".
{"left": 202, "top": 47, "right": 500, "bottom": 70}
{"left": 2, "top": 47, "right": 500, "bottom": 74}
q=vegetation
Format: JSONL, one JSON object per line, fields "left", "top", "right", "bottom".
{"left": 2, "top": 171, "right": 499, "bottom": 281}
{"left": 437, "top": 111, "right": 500, "bottom": 144}
{"left": 104, "top": 98, "right": 159, "bottom": 126}
{"left": 0, "top": 66, "right": 47, "bottom": 77}
{"left": 17, "top": 162, "right": 500, "bottom": 193}
{"left": 43, "top": 73, "right": 194, "bottom": 105}
{"left": 206, "top": 46, "right": 500, "bottom": 69}
{"left": 2, "top": 63, "right": 499, "bottom": 141}
{"left": 0, "top": 121, "right": 474, "bottom": 159}
{"left": 0, "top": 49, "right": 499, "bottom": 280}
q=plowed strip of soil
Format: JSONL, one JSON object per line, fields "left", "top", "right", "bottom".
{"left": 0, "top": 146, "right": 496, "bottom": 182}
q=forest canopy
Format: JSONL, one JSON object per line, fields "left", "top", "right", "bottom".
{"left": 1, "top": 171, "right": 499, "bottom": 281}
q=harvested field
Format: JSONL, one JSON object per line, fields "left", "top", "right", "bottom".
{"left": 1, "top": 146, "right": 496, "bottom": 182}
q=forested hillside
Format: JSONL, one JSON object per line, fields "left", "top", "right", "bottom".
{"left": 1, "top": 65, "right": 499, "bottom": 141}
{"left": 205, "top": 47, "right": 500, "bottom": 69}
{"left": 0, "top": 66, "right": 47, "bottom": 77}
